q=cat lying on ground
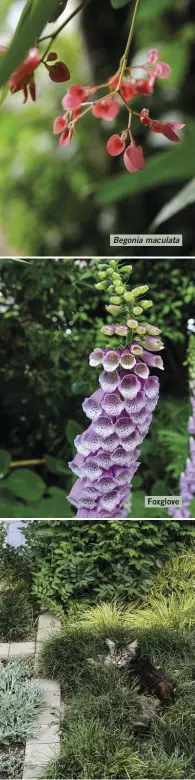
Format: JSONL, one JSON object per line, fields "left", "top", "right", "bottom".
{"left": 88, "top": 638, "right": 176, "bottom": 730}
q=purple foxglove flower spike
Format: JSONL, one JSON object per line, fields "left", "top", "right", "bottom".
{"left": 169, "top": 332, "right": 195, "bottom": 519}
{"left": 67, "top": 261, "right": 164, "bottom": 518}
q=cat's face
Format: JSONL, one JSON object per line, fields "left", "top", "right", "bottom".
{"left": 104, "top": 638, "right": 138, "bottom": 667}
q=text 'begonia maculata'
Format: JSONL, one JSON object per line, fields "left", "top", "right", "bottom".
{"left": 169, "top": 331, "right": 195, "bottom": 518}
{"left": 67, "top": 260, "right": 164, "bottom": 518}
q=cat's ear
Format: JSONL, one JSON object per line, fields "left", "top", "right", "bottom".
{"left": 105, "top": 638, "right": 116, "bottom": 652}
{"left": 127, "top": 639, "right": 138, "bottom": 656}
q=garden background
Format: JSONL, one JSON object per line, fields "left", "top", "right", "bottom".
{"left": 0, "top": 256, "right": 195, "bottom": 521}
{"left": 0, "top": 0, "right": 195, "bottom": 257}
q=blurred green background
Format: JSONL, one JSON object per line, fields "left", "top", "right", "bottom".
{"left": 0, "top": 256, "right": 195, "bottom": 518}
{"left": 0, "top": 0, "right": 195, "bottom": 257}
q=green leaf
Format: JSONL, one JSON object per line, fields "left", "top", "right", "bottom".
{"left": 0, "top": 498, "right": 15, "bottom": 518}
{"left": 95, "top": 121, "right": 195, "bottom": 206}
{"left": 0, "top": 0, "right": 61, "bottom": 89}
{"left": 150, "top": 178, "right": 195, "bottom": 231}
{"left": 6, "top": 469, "right": 45, "bottom": 501}
{"left": 30, "top": 496, "right": 73, "bottom": 517}
{"left": 45, "top": 455, "right": 69, "bottom": 476}
{"left": 137, "top": 0, "right": 174, "bottom": 22}
{"left": 0, "top": 450, "right": 11, "bottom": 477}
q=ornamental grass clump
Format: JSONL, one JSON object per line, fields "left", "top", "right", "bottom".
{"left": 169, "top": 332, "right": 195, "bottom": 518}
{"left": 67, "top": 260, "right": 164, "bottom": 518}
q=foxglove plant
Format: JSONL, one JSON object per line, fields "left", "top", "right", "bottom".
{"left": 67, "top": 260, "right": 164, "bottom": 518}
{"left": 169, "top": 331, "right": 195, "bottom": 519}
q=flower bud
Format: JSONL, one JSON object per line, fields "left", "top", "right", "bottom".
{"left": 131, "top": 285, "right": 149, "bottom": 297}
{"left": 101, "top": 325, "right": 116, "bottom": 335}
{"left": 127, "top": 318, "right": 138, "bottom": 329}
{"left": 105, "top": 304, "right": 122, "bottom": 315}
{"left": 108, "top": 285, "right": 115, "bottom": 292}
{"left": 110, "top": 296, "right": 122, "bottom": 305}
{"left": 112, "top": 273, "right": 121, "bottom": 281}
{"left": 110, "top": 260, "right": 117, "bottom": 267}
{"left": 124, "top": 291, "right": 134, "bottom": 302}
{"left": 141, "top": 300, "right": 153, "bottom": 309}
{"left": 136, "top": 325, "right": 146, "bottom": 335}
{"left": 144, "top": 323, "right": 162, "bottom": 336}
{"left": 133, "top": 306, "right": 143, "bottom": 315}
{"left": 115, "top": 286, "right": 124, "bottom": 294}
{"left": 121, "top": 265, "right": 133, "bottom": 273}
{"left": 115, "top": 324, "right": 128, "bottom": 336}
{"left": 95, "top": 282, "right": 107, "bottom": 290}
{"left": 98, "top": 271, "right": 107, "bottom": 279}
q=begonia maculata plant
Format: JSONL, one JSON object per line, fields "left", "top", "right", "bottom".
{"left": 67, "top": 260, "right": 164, "bottom": 518}
{"left": 169, "top": 331, "right": 195, "bottom": 519}
{"left": 0, "top": 0, "right": 185, "bottom": 170}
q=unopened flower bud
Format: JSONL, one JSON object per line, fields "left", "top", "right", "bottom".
{"left": 121, "top": 265, "right": 133, "bottom": 273}
{"left": 115, "top": 286, "right": 124, "bottom": 294}
{"left": 131, "top": 285, "right": 149, "bottom": 297}
{"left": 101, "top": 325, "right": 116, "bottom": 335}
{"left": 105, "top": 304, "right": 122, "bottom": 315}
{"left": 95, "top": 282, "right": 107, "bottom": 290}
{"left": 127, "top": 318, "right": 138, "bottom": 329}
{"left": 141, "top": 300, "right": 153, "bottom": 309}
{"left": 136, "top": 325, "right": 146, "bottom": 335}
{"left": 133, "top": 306, "right": 143, "bottom": 315}
{"left": 113, "top": 273, "right": 121, "bottom": 281}
{"left": 144, "top": 323, "right": 162, "bottom": 336}
{"left": 110, "top": 296, "right": 122, "bottom": 305}
{"left": 110, "top": 260, "right": 117, "bottom": 267}
{"left": 124, "top": 291, "right": 134, "bottom": 302}
{"left": 98, "top": 271, "right": 107, "bottom": 279}
{"left": 115, "top": 324, "right": 128, "bottom": 336}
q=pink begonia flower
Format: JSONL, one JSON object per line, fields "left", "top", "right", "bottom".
{"left": 53, "top": 115, "right": 67, "bottom": 134}
{"left": 106, "top": 134, "right": 126, "bottom": 156}
{"left": 8, "top": 47, "right": 41, "bottom": 102}
{"left": 62, "top": 84, "right": 87, "bottom": 110}
{"left": 92, "top": 97, "right": 120, "bottom": 120}
{"left": 124, "top": 143, "right": 146, "bottom": 173}
{"left": 140, "top": 109, "right": 185, "bottom": 142}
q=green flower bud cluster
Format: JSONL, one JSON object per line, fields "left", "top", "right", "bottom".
{"left": 95, "top": 260, "right": 162, "bottom": 350}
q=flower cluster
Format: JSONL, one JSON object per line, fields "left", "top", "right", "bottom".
{"left": 67, "top": 260, "right": 164, "bottom": 518}
{"left": 0, "top": 46, "right": 70, "bottom": 103}
{"left": 168, "top": 334, "right": 195, "bottom": 518}
{"left": 53, "top": 47, "right": 185, "bottom": 170}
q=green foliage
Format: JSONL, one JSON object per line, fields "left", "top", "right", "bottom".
{"left": 0, "top": 258, "right": 194, "bottom": 518}
{"left": 0, "top": 660, "right": 43, "bottom": 743}
{"left": 21, "top": 519, "right": 195, "bottom": 612}
{"left": 0, "top": 578, "right": 34, "bottom": 641}
{"left": 0, "top": 1, "right": 194, "bottom": 253}
{"left": 0, "top": 746, "right": 24, "bottom": 780}
{"left": 39, "top": 590, "right": 195, "bottom": 779}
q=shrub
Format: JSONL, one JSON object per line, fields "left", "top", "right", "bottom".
{"left": 0, "top": 580, "right": 35, "bottom": 642}
{"left": 22, "top": 519, "right": 195, "bottom": 612}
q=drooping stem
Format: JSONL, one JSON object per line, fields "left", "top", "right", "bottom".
{"left": 10, "top": 458, "right": 45, "bottom": 468}
{"left": 118, "top": 0, "right": 141, "bottom": 87}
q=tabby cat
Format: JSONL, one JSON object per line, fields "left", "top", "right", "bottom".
{"left": 104, "top": 638, "right": 176, "bottom": 702}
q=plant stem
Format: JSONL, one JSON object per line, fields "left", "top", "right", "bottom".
{"left": 10, "top": 459, "right": 45, "bottom": 468}
{"left": 118, "top": 0, "right": 141, "bottom": 88}
{"left": 38, "top": 0, "right": 94, "bottom": 60}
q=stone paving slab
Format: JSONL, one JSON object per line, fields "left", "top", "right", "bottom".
{"left": 9, "top": 641, "right": 35, "bottom": 658}
{"left": 24, "top": 740, "right": 60, "bottom": 765}
{"left": 36, "top": 706, "right": 60, "bottom": 726}
{"left": 28, "top": 723, "right": 60, "bottom": 742}
{"left": 38, "top": 611, "right": 61, "bottom": 631}
{"left": 0, "top": 643, "right": 10, "bottom": 659}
